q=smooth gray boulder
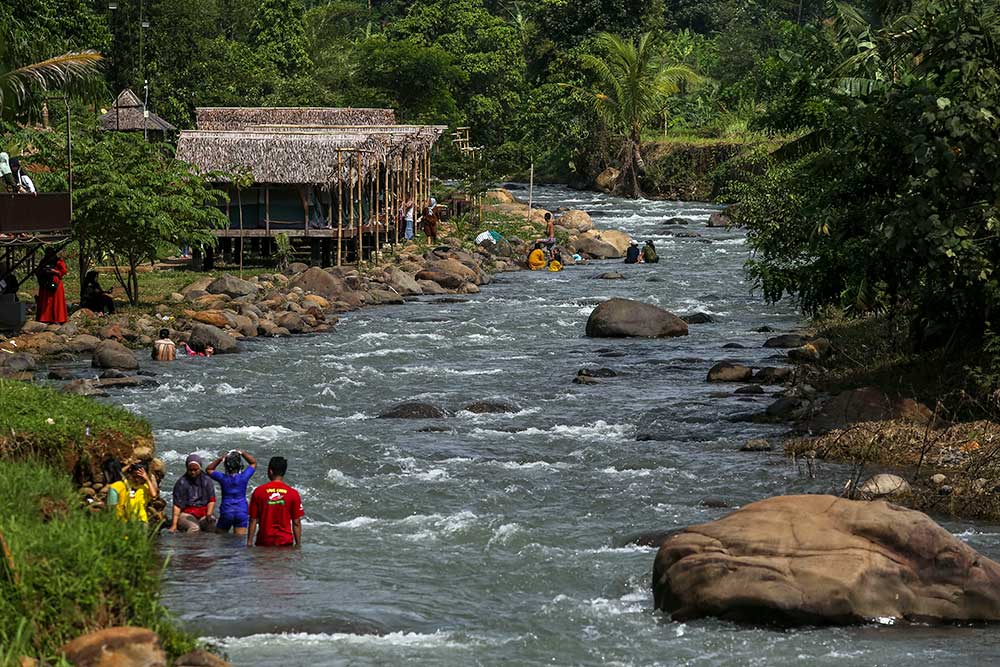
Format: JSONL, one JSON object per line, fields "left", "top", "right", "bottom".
{"left": 187, "top": 323, "right": 239, "bottom": 354}
{"left": 585, "top": 299, "right": 688, "bottom": 338}
{"left": 91, "top": 340, "right": 139, "bottom": 370}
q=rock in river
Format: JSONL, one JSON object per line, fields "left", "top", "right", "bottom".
{"left": 463, "top": 401, "right": 518, "bottom": 414}
{"left": 585, "top": 299, "right": 688, "bottom": 339}
{"left": 187, "top": 323, "right": 239, "bottom": 354}
{"left": 207, "top": 274, "right": 259, "bottom": 298}
{"left": 378, "top": 402, "right": 447, "bottom": 419}
{"left": 652, "top": 494, "right": 1000, "bottom": 625}
{"left": 706, "top": 362, "right": 752, "bottom": 383}
{"left": 59, "top": 626, "right": 165, "bottom": 667}
{"left": 91, "top": 340, "right": 139, "bottom": 370}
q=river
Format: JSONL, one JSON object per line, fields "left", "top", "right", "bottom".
{"left": 111, "top": 185, "right": 1000, "bottom": 666}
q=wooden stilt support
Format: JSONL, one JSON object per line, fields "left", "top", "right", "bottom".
{"left": 337, "top": 151, "right": 343, "bottom": 267}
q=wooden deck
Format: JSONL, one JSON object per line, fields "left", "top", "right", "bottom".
{"left": 213, "top": 225, "right": 389, "bottom": 239}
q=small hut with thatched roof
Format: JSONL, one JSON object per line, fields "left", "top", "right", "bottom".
{"left": 99, "top": 89, "right": 176, "bottom": 140}
{"left": 176, "top": 107, "right": 446, "bottom": 266}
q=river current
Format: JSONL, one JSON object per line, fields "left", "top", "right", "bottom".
{"left": 111, "top": 186, "right": 1000, "bottom": 666}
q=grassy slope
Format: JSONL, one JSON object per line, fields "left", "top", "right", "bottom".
{"left": 0, "top": 383, "right": 195, "bottom": 665}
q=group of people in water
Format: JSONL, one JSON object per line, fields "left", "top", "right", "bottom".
{"left": 105, "top": 450, "right": 304, "bottom": 547}
{"left": 525, "top": 212, "right": 660, "bottom": 271}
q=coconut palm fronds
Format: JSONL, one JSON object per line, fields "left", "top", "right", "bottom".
{"left": 0, "top": 50, "right": 103, "bottom": 110}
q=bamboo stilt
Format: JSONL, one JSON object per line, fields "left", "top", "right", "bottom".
{"left": 356, "top": 150, "right": 363, "bottom": 264}
{"left": 337, "top": 151, "right": 343, "bottom": 267}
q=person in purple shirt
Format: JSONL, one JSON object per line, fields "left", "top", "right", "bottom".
{"left": 206, "top": 450, "right": 257, "bottom": 535}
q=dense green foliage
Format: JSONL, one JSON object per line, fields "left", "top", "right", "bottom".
{"left": 0, "top": 462, "right": 195, "bottom": 665}
{"left": 730, "top": 0, "right": 1000, "bottom": 351}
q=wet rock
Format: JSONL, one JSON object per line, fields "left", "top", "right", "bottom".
{"left": 763, "top": 333, "right": 809, "bottom": 348}
{"left": 0, "top": 352, "right": 36, "bottom": 372}
{"left": 754, "top": 326, "right": 776, "bottom": 333}
{"left": 385, "top": 268, "right": 423, "bottom": 296}
{"left": 734, "top": 385, "right": 764, "bottom": 395}
{"left": 682, "top": 312, "right": 714, "bottom": 324}
{"left": 707, "top": 212, "right": 731, "bottom": 228}
{"left": 92, "top": 340, "right": 139, "bottom": 370}
{"left": 94, "top": 376, "right": 159, "bottom": 390}
{"left": 668, "top": 230, "right": 703, "bottom": 238}
{"left": 722, "top": 343, "right": 745, "bottom": 349}
{"left": 463, "top": 401, "right": 518, "bottom": 414}
{"left": 99, "top": 369, "right": 127, "bottom": 379}
{"left": 187, "top": 323, "right": 239, "bottom": 354}
{"left": 368, "top": 289, "right": 406, "bottom": 304}
{"left": 620, "top": 529, "right": 677, "bottom": 548}
{"left": 289, "top": 267, "right": 351, "bottom": 301}
{"left": 663, "top": 217, "right": 691, "bottom": 225}
{"left": 855, "top": 474, "right": 911, "bottom": 499}
{"left": 577, "top": 367, "right": 620, "bottom": 378}
{"left": 753, "top": 367, "right": 792, "bottom": 385}
{"left": 599, "top": 351, "right": 627, "bottom": 358}
{"left": 58, "top": 626, "right": 165, "bottom": 667}
{"left": 175, "top": 650, "right": 231, "bottom": 667}
{"left": 573, "top": 374, "right": 600, "bottom": 385}
{"left": 706, "top": 362, "right": 752, "bottom": 383}
{"left": 585, "top": 298, "right": 688, "bottom": 339}
{"left": 207, "top": 275, "right": 259, "bottom": 298}
{"left": 700, "top": 498, "right": 730, "bottom": 509}
{"left": 595, "top": 272, "right": 626, "bottom": 280}
{"left": 415, "top": 269, "right": 464, "bottom": 290}
{"left": 61, "top": 379, "right": 108, "bottom": 397}
{"left": 652, "top": 494, "right": 1000, "bottom": 625}
{"left": 571, "top": 235, "right": 621, "bottom": 259}
{"left": 48, "top": 368, "right": 75, "bottom": 381}
{"left": 740, "top": 439, "right": 772, "bottom": 452}
{"left": 417, "top": 280, "right": 448, "bottom": 295}
{"left": 67, "top": 334, "right": 101, "bottom": 353}
{"left": 805, "top": 387, "right": 895, "bottom": 433}
{"left": 378, "top": 402, "right": 447, "bottom": 419}
{"left": 764, "top": 397, "right": 807, "bottom": 421}
{"left": 275, "top": 312, "right": 307, "bottom": 334}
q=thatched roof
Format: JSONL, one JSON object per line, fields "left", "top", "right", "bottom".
{"left": 175, "top": 125, "right": 446, "bottom": 185}
{"left": 99, "top": 89, "right": 176, "bottom": 133}
{"left": 195, "top": 107, "right": 396, "bottom": 130}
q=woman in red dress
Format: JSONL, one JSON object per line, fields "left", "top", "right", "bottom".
{"left": 35, "top": 248, "right": 68, "bottom": 324}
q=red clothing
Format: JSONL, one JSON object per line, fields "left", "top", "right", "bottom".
{"left": 36, "top": 259, "right": 68, "bottom": 324}
{"left": 249, "top": 480, "right": 304, "bottom": 546}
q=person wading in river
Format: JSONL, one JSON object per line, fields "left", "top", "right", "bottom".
{"left": 169, "top": 454, "right": 217, "bottom": 532}
{"left": 207, "top": 449, "right": 257, "bottom": 535}
{"left": 247, "top": 456, "right": 304, "bottom": 548}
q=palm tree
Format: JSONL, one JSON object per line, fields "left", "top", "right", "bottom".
{"left": 566, "top": 32, "right": 704, "bottom": 198}
{"left": 0, "top": 51, "right": 103, "bottom": 119}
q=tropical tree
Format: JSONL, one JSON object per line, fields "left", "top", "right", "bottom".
{"left": 0, "top": 50, "right": 103, "bottom": 119}
{"left": 567, "top": 32, "right": 704, "bottom": 197}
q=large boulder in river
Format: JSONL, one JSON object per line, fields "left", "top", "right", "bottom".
{"left": 289, "top": 267, "right": 350, "bottom": 301}
{"left": 595, "top": 167, "right": 620, "bottom": 193}
{"left": 586, "top": 299, "right": 688, "bottom": 338}
{"left": 558, "top": 210, "right": 594, "bottom": 233}
{"left": 652, "top": 494, "right": 1000, "bottom": 625}
{"left": 378, "top": 402, "right": 447, "bottom": 419}
{"left": 187, "top": 323, "right": 239, "bottom": 354}
{"left": 91, "top": 340, "right": 139, "bottom": 370}
{"left": 706, "top": 362, "right": 752, "bottom": 383}
{"left": 580, "top": 229, "right": 631, "bottom": 255}
{"left": 571, "top": 236, "right": 621, "bottom": 259}
{"left": 763, "top": 333, "right": 809, "bottom": 348}
{"left": 206, "top": 274, "right": 259, "bottom": 298}
{"left": 385, "top": 268, "right": 423, "bottom": 296}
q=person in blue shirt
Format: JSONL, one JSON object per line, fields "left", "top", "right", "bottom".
{"left": 206, "top": 450, "right": 257, "bottom": 535}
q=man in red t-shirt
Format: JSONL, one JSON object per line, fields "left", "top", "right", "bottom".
{"left": 247, "top": 456, "right": 304, "bottom": 547}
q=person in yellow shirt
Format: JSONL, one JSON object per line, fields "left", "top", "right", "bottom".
{"left": 527, "top": 243, "right": 547, "bottom": 271}
{"left": 107, "top": 462, "right": 159, "bottom": 523}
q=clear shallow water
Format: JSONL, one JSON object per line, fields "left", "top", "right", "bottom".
{"left": 110, "top": 186, "right": 1000, "bottom": 666}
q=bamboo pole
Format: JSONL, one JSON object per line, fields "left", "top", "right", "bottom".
{"left": 384, "top": 155, "right": 390, "bottom": 251}
{"left": 527, "top": 160, "right": 534, "bottom": 225}
{"left": 337, "top": 151, "right": 343, "bottom": 267}
{"left": 374, "top": 154, "right": 381, "bottom": 263}
{"left": 357, "top": 149, "right": 363, "bottom": 264}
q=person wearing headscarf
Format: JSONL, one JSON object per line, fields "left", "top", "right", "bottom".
{"left": 0, "top": 152, "right": 15, "bottom": 190}
{"left": 421, "top": 197, "right": 439, "bottom": 243}
{"left": 81, "top": 270, "right": 115, "bottom": 314}
{"left": 168, "top": 454, "right": 217, "bottom": 532}
{"left": 642, "top": 239, "right": 660, "bottom": 264}
{"left": 206, "top": 449, "right": 257, "bottom": 535}
{"left": 624, "top": 239, "right": 641, "bottom": 264}
{"left": 35, "top": 247, "right": 68, "bottom": 324}
{"left": 527, "top": 242, "right": 547, "bottom": 271}
{"left": 10, "top": 158, "right": 35, "bottom": 194}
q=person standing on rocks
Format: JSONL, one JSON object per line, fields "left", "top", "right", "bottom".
{"left": 169, "top": 454, "right": 217, "bottom": 532}
{"left": 247, "top": 456, "right": 304, "bottom": 548}
{"left": 421, "top": 198, "right": 439, "bottom": 243}
{"left": 207, "top": 449, "right": 257, "bottom": 536}
{"left": 152, "top": 329, "right": 176, "bottom": 361}
{"left": 535, "top": 212, "right": 556, "bottom": 250}
{"left": 35, "top": 247, "right": 68, "bottom": 324}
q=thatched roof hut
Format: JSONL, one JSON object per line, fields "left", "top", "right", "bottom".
{"left": 176, "top": 110, "right": 445, "bottom": 185}
{"left": 195, "top": 107, "right": 396, "bottom": 131}
{"left": 99, "top": 89, "right": 176, "bottom": 134}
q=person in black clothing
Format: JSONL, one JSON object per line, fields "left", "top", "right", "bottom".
{"left": 624, "top": 239, "right": 641, "bottom": 264}
{"left": 642, "top": 240, "right": 660, "bottom": 263}
{"left": 81, "top": 271, "right": 116, "bottom": 314}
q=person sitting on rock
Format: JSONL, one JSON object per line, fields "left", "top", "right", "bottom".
{"left": 624, "top": 239, "right": 641, "bottom": 264}
{"left": 168, "top": 454, "right": 217, "bottom": 532}
{"left": 106, "top": 459, "right": 159, "bottom": 523}
{"left": 642, "top": 240, "right": 660, "bottom": 264}
{"left": 207, "top": 449, "right": 257, "bottom": 536}
{"left": 152, "top": 329, "right": 176, "bottom": 361}
{"left": 527, "top": 242, "right": 547, "bottom": 271}
{"left": 548, "top": 247, "right": 564, "bottom": 272}
{"left": 81, "top": 271, "right": 116, "bottom": 314}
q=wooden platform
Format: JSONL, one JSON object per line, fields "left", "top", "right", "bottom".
{"left": 213, "top": 225, "right": 389, "bottom": 239}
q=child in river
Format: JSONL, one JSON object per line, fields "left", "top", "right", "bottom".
{"left": 206, "top": 450, "right": 257, "bottom": 535}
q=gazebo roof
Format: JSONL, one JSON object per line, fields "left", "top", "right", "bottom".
{"left": 99, "top": 89, "right": 176, "bottom": 133}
